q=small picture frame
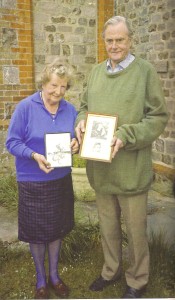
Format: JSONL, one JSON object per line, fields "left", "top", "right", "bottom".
{"left": 80, "top": 112, "right": 118, "bottom": 162}
{"left": 45, "top": 132, "right": 72, "bottom": 168}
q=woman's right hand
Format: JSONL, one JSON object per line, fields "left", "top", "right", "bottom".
{"left": 33, "top": 153, "right": 54, "bottom": 173}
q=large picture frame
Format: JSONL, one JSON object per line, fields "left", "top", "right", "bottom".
{"left": 80, "top": 112, "right": 118, "bottom": 162}
{"left": 45, "top": 132, "right": 72, "bottom": 168}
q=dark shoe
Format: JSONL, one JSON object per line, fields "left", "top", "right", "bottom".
{"left": 89, "top": 275, "right": 119, "bottom": 291}
{"left": 35, "top": 286, "right": 49, "bottom": 299}
{"left": 122, "top": 285, "right": 145, "bottom": 298}
{"left": 48, "top": 278, "right": 69, "bottom": 298}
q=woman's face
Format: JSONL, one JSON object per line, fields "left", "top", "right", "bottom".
{"left": 42, "top": 73, "right": 68, "bottom": 105}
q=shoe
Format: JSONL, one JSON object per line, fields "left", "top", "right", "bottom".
{"left": 35, "top": 286, "right": 49, "bottom": 299}
{"left": 48, "top": 278, "right": 69, "bottom": 298}
{"left": 122, "top": 285, "right": 145, "bottom": 298}
{"left": 89, "top": 275, "right": 120, "bottom": 291}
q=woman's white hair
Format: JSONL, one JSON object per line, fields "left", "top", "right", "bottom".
{"left": 36, "top": 57, "right": 74, "bottom": 90}
{"left": 102, "top": 16, "right": 133, "bottom": 39}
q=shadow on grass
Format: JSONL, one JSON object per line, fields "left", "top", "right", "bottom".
{"left": 0, "top": 224, "right": 175, "bottom": 299}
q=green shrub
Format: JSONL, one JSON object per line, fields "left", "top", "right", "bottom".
{"left": 72, "top": 154, "right": 86, "bottom": 168}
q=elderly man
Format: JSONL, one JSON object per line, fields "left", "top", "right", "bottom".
{"left": 75, "top": 16, "right": 168, "bottom": 298}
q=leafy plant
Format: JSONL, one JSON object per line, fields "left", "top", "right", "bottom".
{"left": 72, "top": 154, "right": 86, "bottom": 168}
{"left": 60, "top": 223, "right": 101, "bottom": 262}
{"left": 149, "top": 231, "right": 175, "bottom": 293}
{"left": 0, "top": 175, "right": 18, "bottom": 211}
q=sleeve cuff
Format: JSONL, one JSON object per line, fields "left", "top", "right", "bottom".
{"left": 115, "top": 129, "right": 127, "bottom": 146}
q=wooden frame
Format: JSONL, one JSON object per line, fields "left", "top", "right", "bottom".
{"left": 80, "top": 112, "right": 118, "bottom": 162}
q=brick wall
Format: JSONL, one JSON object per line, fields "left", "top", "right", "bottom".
{"left": 0, "top": 0, "right": 35, "bottom": 129}
{"left": 0, "top": 0, "right": 35, "bottom": 174}
{"left": 97, "top": 0, "right": 114, "bottom": 62}
{"left": 115, "top": 0, "right": 175, "bottom": 192}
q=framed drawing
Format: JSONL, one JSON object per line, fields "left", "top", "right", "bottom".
{"left": 45, "top": 132, "right": 72, "bottom": 167}
{"left": 80, "top": 112, "right": 118, "bottom": 162}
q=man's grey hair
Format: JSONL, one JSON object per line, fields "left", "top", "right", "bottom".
{"left": 102, "top": 16, "right": 133, "bottom": 39}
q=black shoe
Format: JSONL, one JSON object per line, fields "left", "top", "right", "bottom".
{"left": 122, "top": 285, "right": 145, "bottom": 298}
{"left": 89, "top": 275, "right": 119, "bottom": 291}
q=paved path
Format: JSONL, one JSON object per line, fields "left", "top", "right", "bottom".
{"left": 0, "top": 189, "right": 175, "bottom": 247}
{"left": 0, "top": 207, "right": 18, "bottom": 243}
{"left": 147, "top": 190, "right": 175, "bottom": 245}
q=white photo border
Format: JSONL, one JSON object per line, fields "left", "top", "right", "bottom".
{"left": 80, "top": 112, "right": 118, "bottom": 162}
{"left": 45, "top": 132, "right": 72, "bottom": 168}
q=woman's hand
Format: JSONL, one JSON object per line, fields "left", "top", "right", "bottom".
{"left": 33, "top": 153, "right": 54, "bottom": 173}
{"left": 71, "top": 138, "right": 79, "bottom": 154}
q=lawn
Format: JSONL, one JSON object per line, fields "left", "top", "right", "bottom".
{"left": 0, "top": 175, "right": 175, "bottom": 299}
{"left": 0, "top": 223, "right": 175, "bottom": 299}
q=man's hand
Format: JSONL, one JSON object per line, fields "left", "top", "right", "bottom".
{"left": 111, "top": 137, "right": 124, "bottom": 158}
{"left": 71, "top": 138, "right": 79, "bottom": 154}
{"left": 33, "top": 153, "right": 54, "bottom": 173}
{"left": 75, "top": 120, "right": 85, "bottom": 144}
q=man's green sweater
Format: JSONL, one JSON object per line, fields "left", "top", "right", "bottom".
{"left": 76, "top": 57, "right": 168, "bottom": 195}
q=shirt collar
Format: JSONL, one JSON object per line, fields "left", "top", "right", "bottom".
{"left": 107, "top": 53, "right": 135, "bottom": 73}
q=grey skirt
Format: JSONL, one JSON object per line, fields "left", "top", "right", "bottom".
{"left": 18, "top": 173, "right": 74, "bottom": 243}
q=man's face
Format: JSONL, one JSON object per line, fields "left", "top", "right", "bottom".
{"left": 104, "top": 22, "right": 131, "bottom": 68}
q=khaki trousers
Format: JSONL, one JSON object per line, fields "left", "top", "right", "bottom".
{"left": 95, "top": 192, "right": 149, "bottom": 290}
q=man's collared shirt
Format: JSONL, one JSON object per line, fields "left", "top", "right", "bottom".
{"left": 107, "top": 53, "right": 135, "bottom": 73}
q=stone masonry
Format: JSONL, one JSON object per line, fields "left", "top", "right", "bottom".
{"left": 32, "top": 0, "right": 98, "bottom": 110}
{"left": 0, "top": 0, "right": 174, "bottom": 196}
{"left": 116, "top": 0, "right": 175, "bottom": 194}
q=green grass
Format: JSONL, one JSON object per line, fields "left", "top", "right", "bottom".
{"left": 0, "top": 227, "right": 175, "bottom": 299}
{"left": 0, "top": 175, "right": 18, "bottom": 211}
{"left": 0, "top": 175, "right": 175, "bottom": 298}
{"left": 0, "top": 158, "right": 87, "bottom": 210}
{"left": 149, "top": 231, "right": 175, "bottom": 294}
{"left": 0, "top": 168, "right": 91, "bottom": 211}
{"left": 72, "top": 153, "right": 86, "bottom": 168}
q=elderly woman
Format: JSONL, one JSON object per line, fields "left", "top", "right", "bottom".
{"left": 6, "top": 58, "right": 79, "bottom": 299}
